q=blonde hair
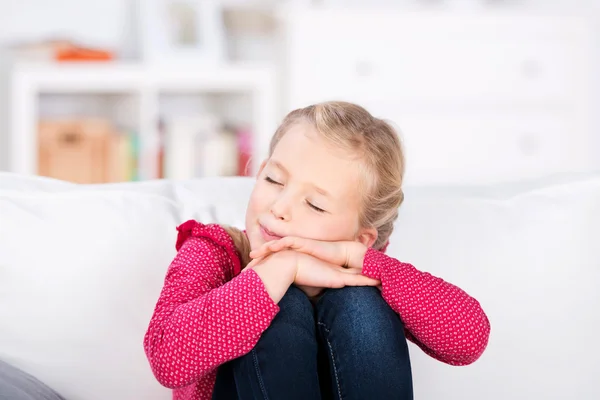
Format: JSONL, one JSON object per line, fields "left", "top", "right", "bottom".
{"left": 225, "top": 101, "right": 405, "bottom": 267}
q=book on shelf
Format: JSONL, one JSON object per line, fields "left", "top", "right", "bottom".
{"left": 160, "top": 114, "right": 254, "bottom": 180}
{"left": 36, "top": 115, "right": 255, "bottom": 184}
{"left": 111, "top": 130, "right": 139, "bottom": 182}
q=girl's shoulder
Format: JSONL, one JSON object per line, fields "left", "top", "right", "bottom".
{"left": 175, "top": 220, "right": 233, "bottom": 251}
{"left": 174, "top": 220, "right": 242, "bottom": 277}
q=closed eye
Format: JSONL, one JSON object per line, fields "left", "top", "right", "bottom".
{"left": 265, "top": 176, "right": 282, "bottom": 185}
{"left": 307, "top": 201, "right": 326, "bottom": 213}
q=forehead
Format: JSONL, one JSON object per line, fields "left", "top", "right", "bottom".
{"left": 270, "top": 123, "right": 363, "bottom": 202}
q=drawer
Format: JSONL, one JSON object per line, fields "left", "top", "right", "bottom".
{"left": 287, "top": 11, "right": 590, "bottom": 107}
{"left": 379, "top": 110, "right": 592, "bottom": 185}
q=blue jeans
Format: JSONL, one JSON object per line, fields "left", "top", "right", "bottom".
{"left": 212, "top": 285, "right": 413, "bottom": 400}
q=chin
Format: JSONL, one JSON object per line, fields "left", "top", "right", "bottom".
{"left": 248, "top": 229, "right": 262, "bottom": 251}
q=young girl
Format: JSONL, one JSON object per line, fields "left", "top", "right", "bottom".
{"left": 144, "top": 101, "right": 491, "bottom": 400}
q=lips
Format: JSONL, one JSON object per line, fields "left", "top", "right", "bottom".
{"left": 259, "top": 224, "right": 283, "bottom": 242}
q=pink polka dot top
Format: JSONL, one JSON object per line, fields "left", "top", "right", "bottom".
{"left": 143, "top": 221, "right": 491, "bottom": 400}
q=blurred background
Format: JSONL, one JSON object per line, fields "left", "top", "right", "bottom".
{"left": 1, "top": 0, "right": 599, "bottom": 187}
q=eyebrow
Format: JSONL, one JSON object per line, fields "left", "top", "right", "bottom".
{"left": 270, "top": 159, "right": 331, "bottom": 198}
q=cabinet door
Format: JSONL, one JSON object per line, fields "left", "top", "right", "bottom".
{"left": 389, "top": 111, "right": 592, "bottom": 185}
{"left": 286, "top": 10, "right": 591, "bottom": 108}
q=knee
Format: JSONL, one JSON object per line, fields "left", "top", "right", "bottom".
{"left": 316, "top": 286, "right": 405, "bottom": 347}
{"left": 278, "top": 285, "right": 314, "bottom": 319}
{"left": 267, "top": 285, "right": 315, "bottom": 336}
{"left": 317, "top": 286, "right": 392, "bottom": 322}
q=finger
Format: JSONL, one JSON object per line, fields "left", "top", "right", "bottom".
{"left": 249, "top": 241, "right": 278, "bottom": 258}
{"left": 273, "top": 236, "right": 308, "bottom": 252}
{"left": 249, "top": 249, "right": 263, "bottom": 259}
{"left": 332, "top": 265, "right": 364, "bottom": 275}
{"left": 249, "top": 244, "right": 268, "bottom": 258}
{"left": 295, "top": 284, "right": 323, "bottom": 298}
{"left": 264, "top": 237, "right": 295, "bottom": 253}
{"left": 246, "top": 257, "right": 263, "bottom": 269}
{"left": 250, "top": 249, "right": 272, "bottom": 260}
{"left": 342, "top": 274, "right": 381, "bottom": 287}
{"left": 252, "top": 237, "right": 305, "bottom": 259}
{"left": 270, "top": 236, "right": 345, "bottom": 267}
{"left": 284, "top": 237, "right": 342, "bottom": 265}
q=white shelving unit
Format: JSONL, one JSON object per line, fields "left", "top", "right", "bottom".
{"left": 9, "top": 61, "right": 278, "bottom": 179}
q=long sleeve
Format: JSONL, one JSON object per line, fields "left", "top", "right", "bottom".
{"left": 362, "top": 247, "right": 490, "bottom": 366}
{"left": 143, "top": 221, "right": 279, "bottom": 390}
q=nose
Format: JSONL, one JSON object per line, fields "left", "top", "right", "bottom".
{"left": 270, "top": 197, "right": 292, "bottom": 221}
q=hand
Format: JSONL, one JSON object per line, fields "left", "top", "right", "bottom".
{"left": 248, "top": 252, "right": 323, "bottom": 298}
{"left": 293, "top": 251, "right": 380, "bottom": 293}
{"left": 244, "top": 250, "right": 298, "bottom": 304}
{"left": 250, "top": 236, "right": 369, "bottom": 271}
{"left": 295, "top": 284, "right": 323, "bottom": 299}
{"left": 248, "top": 250, "right": 379, "bottom": 298}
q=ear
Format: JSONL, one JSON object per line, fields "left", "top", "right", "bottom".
{"left": 356, "top": 227, "right": 378, "bottom": 248}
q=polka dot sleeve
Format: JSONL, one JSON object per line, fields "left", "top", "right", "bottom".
{"left": 362, "top": 247, "right": 491, "bottom": 366}
{"left": 143, "top": 221, "right": 280, "bottom": 391}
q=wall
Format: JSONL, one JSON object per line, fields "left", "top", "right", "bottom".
{"left": 1, "top": 0, "right": 599, "bottom": 174}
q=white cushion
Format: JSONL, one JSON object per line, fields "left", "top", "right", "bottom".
{"left": 0, "top": 172, "right": 75, "bottom": 192}
{"left": 0, "top": 175, "right": 257, "bottom": 400}
{"left": 0, "top": 190, "right": 181, "bottom": 400}
{"left": 0, "top": 172, "right": 598, "bottom": 400}
{"left": 390, "top": 173, "right": 600, "bottom": 399}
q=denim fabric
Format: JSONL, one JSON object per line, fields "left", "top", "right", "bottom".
{"left": 213, "top": 285, "right": 413, "bottom": 400}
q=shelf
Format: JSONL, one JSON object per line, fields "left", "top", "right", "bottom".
{"left": 9, "top": 62, "right": 278, "bottom": 180}
{"left": 11, "top": 61, "right": 276, "bottom": 93}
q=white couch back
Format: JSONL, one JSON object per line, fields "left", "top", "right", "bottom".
{"left": 1, "top": 172, "right": 599, "bottom": 400}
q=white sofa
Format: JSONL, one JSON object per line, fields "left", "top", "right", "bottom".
{"left": 1, "top": 172, "right": 599, "bottom": 400}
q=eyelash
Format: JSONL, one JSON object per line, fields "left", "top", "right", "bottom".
{"left": 265, "top": 176, "right": 326, "bottom": 213}
{"left": 264, "top": 176, "right": 281, "bottom": 185}
{"left": 307, "top": 202, "right": 326, "bottom": 213}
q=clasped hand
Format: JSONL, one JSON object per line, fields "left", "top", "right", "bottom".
{"left": 247, "top": 237, "right": 379, "bottom": 298}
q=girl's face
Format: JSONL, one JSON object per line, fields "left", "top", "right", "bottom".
{"left": 245, "top": 122, "right": 377, "bottom": 252}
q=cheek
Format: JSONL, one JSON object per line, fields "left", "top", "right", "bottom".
{"left": 245, "top": 191, "right": 263, "bottom": 249}
{"left": 249, "top": 186, "right": 268, "bottom": 212}
{"left": 246, "top": 184, "right": 270, "bottom": 223}
{"left": 299, "top": 216, "right": 358, "bottom": 242}
{"left": 246, "top": 192, "right": 261, "bottom": 220}
{"left": 329, "top": 215, "right": 361, "bottom": 240}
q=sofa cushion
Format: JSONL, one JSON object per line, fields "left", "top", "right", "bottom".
{"left": 389, "top": 173, "right": 600, "bottom": 399}
{"left": 0, "top": 172, "right": 75, "bottom": 192}
{"left": 0, "top": 189, "right": 204, "bottom": 400}
{"left": 0, "top": 175, "right": 255, "bottom": 400}
{"left": 0, "top": 172, "right": 599, "bottom": 400}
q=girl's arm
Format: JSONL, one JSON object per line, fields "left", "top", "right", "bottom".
{"left": 248, "top": 236, "right": 489, "bottom": 365}
{"left": 361, "top": 247, "right": 491, "bottom": 366}
{"left": 143, "top": 222, "right": 286, "bottom": 389}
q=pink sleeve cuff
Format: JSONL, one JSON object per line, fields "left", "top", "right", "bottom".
{"left": 362, "top": 247, "right": 384, "bottom": 280}
{"left": 234, "top": 269, "right": 281, "bottom": 321}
